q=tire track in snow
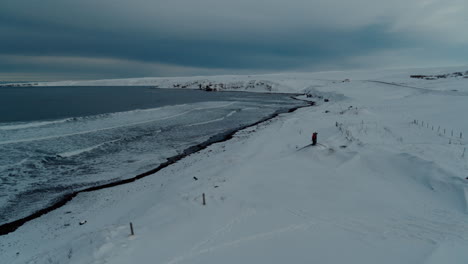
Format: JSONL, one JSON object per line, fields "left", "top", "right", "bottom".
{"left": 166, "top": 222, "right": 311, "bottom": 264}
{"left": 188, "top": 208, "right": 257, "bottom": 256}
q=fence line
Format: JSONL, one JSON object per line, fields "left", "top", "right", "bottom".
{"left": 412, "top": 119, "right": 465, "bottom": 146}
{"left": 336, "top": 119, "right": 467, "bottom": 159}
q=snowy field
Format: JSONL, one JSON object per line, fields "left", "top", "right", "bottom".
{"left": 1, "top": 66, "right": 468, "bottom": 263}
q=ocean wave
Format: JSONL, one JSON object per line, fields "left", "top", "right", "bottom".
{"left": 0, "top": 119, "right": 71, "bottom": 131}
{"left": 0, "top": 102, "right": 236, "bottom": 145}
{"left": 58, "top": 139, "right": 120, "bottom": 158}
{"left": 0, "top": 105, "right": 174, "bottom": 131}
{"left": 184, "top": 110, "right": 238, "bottom": 127}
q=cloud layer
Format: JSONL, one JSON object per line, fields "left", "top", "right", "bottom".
{"left": 1, "top": 0, "right": 467, "bottom": 80}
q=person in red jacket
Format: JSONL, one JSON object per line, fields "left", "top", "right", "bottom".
{"left": 312, "top": 132, "right": 318, "bottom": 145}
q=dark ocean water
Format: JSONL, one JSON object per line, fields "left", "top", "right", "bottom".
{"left": 0, "top": 86, "right": 297, "bottom": 123}
{"left": 0, "top": 86, "right": 305, "bottom": 225}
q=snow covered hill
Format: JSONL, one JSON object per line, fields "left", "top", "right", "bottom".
{"left": 1, "top": 66, "right": 468, "bottom": 264}
{"left": 18, "top": 66, "right": 468, "bottom": 94}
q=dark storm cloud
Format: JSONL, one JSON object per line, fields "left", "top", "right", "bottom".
{"left": 0, "top": 18, "right": 405, "bottom": 70}
{"left": 0, "top": 0, "right": 467, "bottom": 79}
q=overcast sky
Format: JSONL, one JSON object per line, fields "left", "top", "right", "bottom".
{"left": 1, "top": 0, "right": 467, "bottom": 80}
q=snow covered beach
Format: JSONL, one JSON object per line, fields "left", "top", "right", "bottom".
{"left": 1, "top": 67, "right": 468, "bottom": 263}
{"left": 0, "top": 89, "right": 304, "bottom": 231}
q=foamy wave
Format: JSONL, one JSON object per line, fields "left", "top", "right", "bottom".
{"left": 0, "top": 102, "right": 230, "bottom": 132}
{"left": 0, "top": 119, "right": 71, "bottom": 131}
{"left": 185, "top": 110, "right": 237, "bottom": 127}
{"left": 59, "top": 139, "right": 120, "bottom": 158}
{"left": 0, "top": 101, "right": 236, "bottom": 145}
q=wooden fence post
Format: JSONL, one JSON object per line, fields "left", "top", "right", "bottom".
{"left": 202, "top": 193, "right": 206, "bottom": 206}
{"left": 130, "top": 222, "right": 134, "bottom": 236}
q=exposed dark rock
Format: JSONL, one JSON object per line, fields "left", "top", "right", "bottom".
{"left": 410, "top": 71, "right": 468, "bottom": 80}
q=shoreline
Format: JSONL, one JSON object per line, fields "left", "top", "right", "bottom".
{"left": 0, "top": 98, "right": 314, "bottom": 236}
{"left": 3, "top": 70, "right": 468, "bottom": 263}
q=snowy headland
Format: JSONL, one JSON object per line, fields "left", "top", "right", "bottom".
{"left": 1, "top": 66, "right": 468, "bottom": 263}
